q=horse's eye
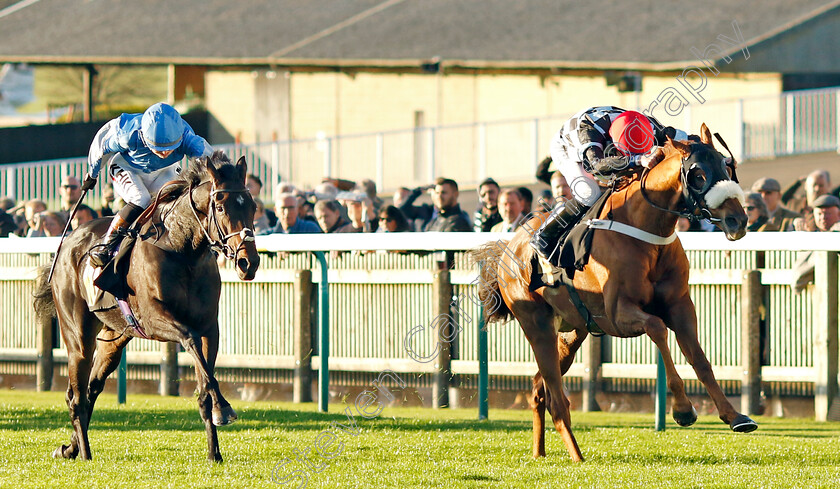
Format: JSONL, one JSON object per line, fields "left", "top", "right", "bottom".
{"left": 688, "top": 168, "right": 706, "bottom": 190}
{"left": 214, "top": 193, "right": 224, "bottom": 202}
{"left": 216, "top": 205, "right": 224, "bottom": 213}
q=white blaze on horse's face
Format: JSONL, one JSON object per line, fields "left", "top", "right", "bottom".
{"left": 704, "top": 181, "right": 745, "bottom": 209}
{"left": 236, "top": 195, "right": 245, "bottom": 206}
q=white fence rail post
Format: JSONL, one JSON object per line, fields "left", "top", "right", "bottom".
{"left": 427, "top": 127, "right": 436, "bottom": 183}
{"left": 836, "top": 87, "right": 840, "bottom": 154}
{"left": 478, "top": 123, "right": 487, "bottom": 182}
{"left": 5, "top": 167, "right": 15, "bottom": 200}
{"left": 735, "top": 98, "right": 745, "bottom": 162}
{"left": 531, "top": 118, "right": 540, "bottom": 177}
{"left": 814, "top": 251, "right": 838, "bottom": 422}
{"left": 323, "top": 137, "right": 332, "bottom": 179}
{"left": 786, "top": 93, "right": 795, "bottom": 155}
{"left": 375, "top": 133, "right": 384, "bottom": 192}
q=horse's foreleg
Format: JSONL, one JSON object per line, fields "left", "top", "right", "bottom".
{"left": 616, "top": 300, "right": 697, "bottom": 427}
{"left": 181, "top": 333, "right": 232, "bottom": 462}
{"left": 201, "top": 333, "right": 225, "bottom": 462}
{"left": 667, "top": 298, "right": 757, "bottom": 432}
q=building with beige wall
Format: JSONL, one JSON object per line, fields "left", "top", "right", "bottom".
{"left": 0, "top": 0, "right": 837, "bottom": 189}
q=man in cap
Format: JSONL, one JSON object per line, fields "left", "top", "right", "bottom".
{"left": 751, "top": 177, "right": 799, "bottom": 231}
{"left": 792, "top": 194, "right": 840, "bottom": 293}
{"left": 811, "top": 194, "right": 840, "bottom": 232}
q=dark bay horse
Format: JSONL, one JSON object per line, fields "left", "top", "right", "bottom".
{"left": 34, "top": 151, "right": 260, "bottom": 462}
{"left": 472, "top": 125, "right": 755, "bottom": 462}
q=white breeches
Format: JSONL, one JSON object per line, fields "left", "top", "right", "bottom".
{"left": 107, "top": 154, "right": 181, "bottom": 208}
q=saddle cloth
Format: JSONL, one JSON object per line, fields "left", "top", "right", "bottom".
{"left": 82, "top": 259, "right": 118, "bottom": 312}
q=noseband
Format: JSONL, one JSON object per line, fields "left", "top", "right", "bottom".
{"left": 188, "top": 182, "right": 255, "bottom": 260}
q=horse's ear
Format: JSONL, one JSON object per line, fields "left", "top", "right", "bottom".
{"left": 699, "top": 123, "right": 714, "bottom": 147}
{"left": 665, "top": 136, "right": 692, "bottom": 158}
{"left": 235, "top": 156, "right": 248, "bottom": 183}
{"left": 205, "top": 156, "right": 220, "bottom": 181}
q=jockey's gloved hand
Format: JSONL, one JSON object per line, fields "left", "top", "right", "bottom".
{"left": 584, "top": 147, "right": 632, "bottom": 175}
{"left": 81, "top": 173, "right": 97, "bottom": 191}
{"left": 659, "top": 126, "right": 677, "bottom": 140}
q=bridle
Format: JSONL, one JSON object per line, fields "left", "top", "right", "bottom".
{"left": 639, "top": 141, "right": 738, "bottom": 224}
{"left": 188, "top": 181, "right": 255, "bottom": 260}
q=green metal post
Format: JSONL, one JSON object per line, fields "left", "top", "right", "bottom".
{"left": 478, "top": 311, "right": 489, "bottom": 420}
{"left": 655, "top": 351, "right": 666, "bottom": 431}
{"left": 314, "top": 251, "right": 330, "bottom": 413}
{"left": 118, "top": 347, "right": 127, "bottom": 404}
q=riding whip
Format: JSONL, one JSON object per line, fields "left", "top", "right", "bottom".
{"left": 47, "top": 186, "right": 93, "bottom": 283}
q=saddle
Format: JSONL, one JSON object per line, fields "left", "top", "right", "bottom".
{"left": 532, "top": 187, "right": 613, "bottom": 289}
{"left": 87, "top": 190, "right": 181, "bottom": 337}
{"left": 529, "top": 190, "right": 613, "bottom": 336}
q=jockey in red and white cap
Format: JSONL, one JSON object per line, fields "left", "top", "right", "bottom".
{"left": 531, "top": 106, "right": 687, "bottom": 266}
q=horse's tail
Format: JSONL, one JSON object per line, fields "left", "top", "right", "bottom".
{"left": 468, "top": 240, "right": 513, "bottom": 323}
{"left": 33, "top": 265, "right": 56, "bottom": 321}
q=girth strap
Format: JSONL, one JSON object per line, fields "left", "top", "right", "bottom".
{"left": 560, "top": 272, "right": 605, "bottom": 337}
{"left": 586, "top": 219, "right": 677, "bottom": 245}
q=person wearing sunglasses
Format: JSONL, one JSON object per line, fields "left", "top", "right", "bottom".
{"left": 58, "top": 176, "right": 82, "bottom": 215}
{"left": 83, "top": 103, "right": 214, "bottom": 267}
{"left": 743, "top": 192, "right": 769, "bottom": 232}
{"left": 378, "top": 205, "right": 410, "bottom": 233}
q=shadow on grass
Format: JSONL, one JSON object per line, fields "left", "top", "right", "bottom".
{"left": 597, "top": 450, "right": 839, "bottom": 466}
{"left": 2, "top": 404, "right": 534, "bottom": 434}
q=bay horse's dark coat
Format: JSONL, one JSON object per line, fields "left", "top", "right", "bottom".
{"left": 34, "top": 152, "right": 259, "bottom": 462}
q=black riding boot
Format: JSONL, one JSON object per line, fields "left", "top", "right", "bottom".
{"left": 89, "top": 203, "right": 143, "bottom": 268}
{"left": 530, "top": 201, "right": 590, "bottom": 267}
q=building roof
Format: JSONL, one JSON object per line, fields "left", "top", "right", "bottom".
{"left": 0, "top": 0, "right": 837, "bottom": 71}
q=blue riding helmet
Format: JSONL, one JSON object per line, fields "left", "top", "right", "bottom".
{"left": 141, "top": 103, "right": 185, "bottom": 152}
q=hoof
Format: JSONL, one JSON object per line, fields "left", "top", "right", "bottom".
{"left": 52, "top": 444, "right": 76, "bottom": 459}
{"left": 730, "top": 414, "right": 758, "bottom": 433}
{"left": 212, "top": 404, "right": 238, "bottom": 426}
{"left": 673, "top": 406, "right": 698, "bottom": 427}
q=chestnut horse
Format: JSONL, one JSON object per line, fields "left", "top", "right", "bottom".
{"left": 472, "top": 125, "right": 756, "bottom": 462}
{"left": 33, "top": 151, "right": 260, "bottom": 462}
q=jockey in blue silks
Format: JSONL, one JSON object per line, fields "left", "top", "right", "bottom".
{"left": 83, "top": 102, "right": 214, "bottom": 267}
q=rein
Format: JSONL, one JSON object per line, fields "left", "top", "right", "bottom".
{"left": 638, "top": 152, "right": 721, "bottom": 224}
{"left": 187, "top": 181, "right": 255, "bottom": 260}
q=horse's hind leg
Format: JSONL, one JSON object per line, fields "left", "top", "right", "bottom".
{"left": 530, "top": 329, "right": 588, "bottom": 458}
{"left": 529, "top": 372, "right": 547, "bottom": 458}
{"left": 667, "top": 297, "right": 757, "bottom": 432}
{"left": 522, "top": 322, "right": 583, "bottom": 462}
{"left": 53, "top": 308, "right": 97, "bottom": 460}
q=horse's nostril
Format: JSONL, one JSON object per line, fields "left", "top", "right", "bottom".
{"left": 725, "top": 216, "right": 740, "bottom": 229}
{"left": 237, "top": 258, "right": 249, "bottom": 271}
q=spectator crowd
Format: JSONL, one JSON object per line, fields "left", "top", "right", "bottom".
{"left": 1, "top": 162, "right": 838, "bottom": 245}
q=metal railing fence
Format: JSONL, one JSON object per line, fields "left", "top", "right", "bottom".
{"left": 1, "top": 232, "right": 839, "bottom": 418}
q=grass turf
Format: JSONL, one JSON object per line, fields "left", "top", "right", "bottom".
{"left": 2, "top": 390, "right": 840, "bottom": 488}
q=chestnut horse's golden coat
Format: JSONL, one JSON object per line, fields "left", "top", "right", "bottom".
{"left": 473, "top": 126, "right": 755, "bottom": 462}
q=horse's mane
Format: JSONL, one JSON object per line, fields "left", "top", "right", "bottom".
{"left": 133, "top": 150, "right": 240, "bottom": 229}
{"left": 157, "top": 150, "right": 236, "bottom": 203}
